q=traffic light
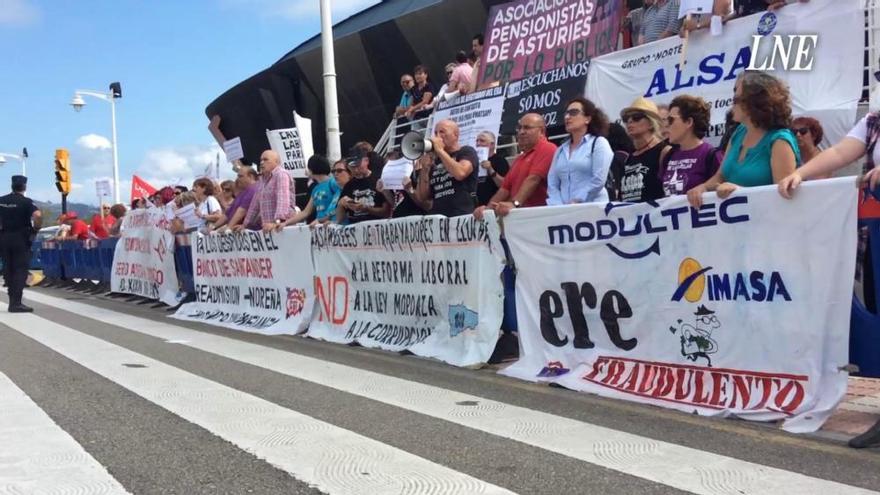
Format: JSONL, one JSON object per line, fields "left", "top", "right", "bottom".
{"left": 55, "top": 148, "right": 71, "bottom": 194}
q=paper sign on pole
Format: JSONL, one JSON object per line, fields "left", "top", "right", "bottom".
{"left": 379, "top": 157, "right": 414, "bottom": 191}
{"left": 294, "top": 111, "right": 314, "bottom": 163}
{"left": 266, "top": 112, "right": 314, "bottom": 179}
{"left": 223, "top": 137, "right": 244, "bottom": 162}
{"left": 95, "top": 179, "right": 111, "bottom": 199}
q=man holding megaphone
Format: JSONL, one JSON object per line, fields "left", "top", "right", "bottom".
{"left": 411, "top": 119, "right": 480, "bottom": 217}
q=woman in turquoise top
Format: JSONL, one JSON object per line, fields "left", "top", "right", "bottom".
{"left": 687, "top": 72, "right": 800, "bottom": 208}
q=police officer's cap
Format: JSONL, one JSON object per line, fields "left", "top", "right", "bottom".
{"left": 11, "top": 175, "right": 27, "bottom": 188}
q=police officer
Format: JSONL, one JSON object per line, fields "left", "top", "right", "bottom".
{"left": 0, "top": 175, "right": 42, "bottom": 313}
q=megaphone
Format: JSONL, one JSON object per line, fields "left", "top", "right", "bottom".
{"left": 401, "top": 131, "right": 433, "bottom": 160}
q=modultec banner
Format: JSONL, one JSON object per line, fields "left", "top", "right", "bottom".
{"left": 307, "top": 216, "right": 506, "bottom": 367}
{"left": 111, "top": 208, "right": 180, "bottom": 306}
{"left": 172, "top": 227, "right": 315, "bottom": 335}
{"left": 500, "top": 179, "right": 857, "bottom": 432}
{"left": 586, "top": 0, "right": 862, "bottom": 147}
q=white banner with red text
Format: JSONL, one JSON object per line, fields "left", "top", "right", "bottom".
{"left": 500, "top": 178, "right": 857, "bottom": 432}
{"left": 586, "top": 0, "right": 862, "bottom": 147}
{"left": 307, "top": 215, "right": 506, "bottom": 367}
{"left": 111, "top": 208, "right": 181, "bottom": 306}
{"left": 172, "top": 227, "right": 315, "bottom": 335}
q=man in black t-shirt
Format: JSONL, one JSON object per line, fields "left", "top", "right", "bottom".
{"left": 415, "top": 120, "right": 479, "bottom": 217}
{"left": 336, "top": 152, "right": 390, "bottom": 224}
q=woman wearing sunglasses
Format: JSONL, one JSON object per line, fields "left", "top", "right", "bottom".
{"left": 789, "top": 116, "right": 825, "bottom": 177}
{"left": 547, "top": 97, "right": 613, "bottom": 205}
{"left": 616, "top": 97, "right": 671, "bottom": 203}
{"left": 688, "top": 72, "right": 800, "bottom": 208}
{"left": 659, "top": 95, "right": 722, "bottom": 196}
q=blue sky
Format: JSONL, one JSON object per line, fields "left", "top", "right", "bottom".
{"left": 0, "top": 0, "right": 379, "bottom": 205}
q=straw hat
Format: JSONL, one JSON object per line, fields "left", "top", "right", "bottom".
{"left": 620, "top": 96, "right": 660, "bottom": 120}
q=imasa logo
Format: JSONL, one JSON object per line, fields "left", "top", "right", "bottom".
{"left": 547, "top": 197, "right": 749, "bottom": 260}
{"left": 672, "top": 258, "right": 791, "bottom": 303}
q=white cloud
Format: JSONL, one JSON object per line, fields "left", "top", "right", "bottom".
{"left": 222, "top": 0, "right": 380, "bottom": 21}
{"left": 136, "top": 143, "right": 234, "bottom": 190}
{"left": 0, "top": 0, "right": 39, "bottom": 26}
{"left": 75, "top": 134, "right": 112, "bottom": 151}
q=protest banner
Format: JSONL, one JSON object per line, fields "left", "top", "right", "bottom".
{"left": 499, "top": 178, "right": 858, "bottom": 432}
{"left": 501, "top": 61, "right": 590, "bottom": 133}
{"left": 478, "top": 0, "right": 622, "bottom": 87}
{"left": 172, "top": 227, "right": 315, "bottom": 335}
{"left": 307, "top": 215, "right": 505, "bottom": 367}
{"left": 429, "top": 86, "right": 506, "bottom": 151}
{"left": 111, "top": 208, "right": 180, "bottom": 306}
{"left": 586, "top": 0, "right": 862, "bottom": 146}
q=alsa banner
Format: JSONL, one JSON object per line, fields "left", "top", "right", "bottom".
{"left": 479, "top": 0, "right": 622, "bottom": 87}
{"left": 586, "top": 0, "right": 862, "bottom": 147}
{"left": 500, "top": 179, "right": 857, "bottom": 432}
{"left": 172, "top": 227, "right": 315, "bottom": 335}
{"left": 429, "top": 86, "right": 506, "bottom": 150}
{"left": 307, "top": 215, "right": 505, "bottom": 367}
{"left": 111, "top": 208, "right": 180, "bottom": 306}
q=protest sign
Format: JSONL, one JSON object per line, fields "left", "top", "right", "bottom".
{"left": 95, "top": 179, "right": 111, "bottom": 199}
{"left": 429, "top": 86, "right": 506, "bottom": 151}
{"left": 173, "top": 227, "right": 315, "bottom": 335}
{"left": 499, "top": 179, "right": 857, "bottom": 432}
{"left": 223, "top": 137, "right": 244, "bottom": 162}
{"left": 174, "top": 203, "right": 200, "bottom": 231}
{"left": 679, "top": 0, "right": 714, "bottom": 17}
{"left": 380, "top": 157, "right": 414, "bottom": 191}
{"left": 478, "top": 0, "right": 622, "bottom": 86}
{"left": 307, "top": 215, "right": 505, "bottom": 367}
{"left": 110, "top": 208, "right": 180, "bottom": 306}
{"left": 501, "top": 61, "right": 590, "bottom": 133}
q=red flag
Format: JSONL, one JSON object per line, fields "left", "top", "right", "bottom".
{"left": 859, "top": 188, "right": 880, "bottom": 220}
{"left": 131, "top": 175, "right": 157, "bottom": 201}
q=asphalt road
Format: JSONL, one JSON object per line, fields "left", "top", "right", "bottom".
{"left": 1, "top": 286, "right": 879, "bottom": 494}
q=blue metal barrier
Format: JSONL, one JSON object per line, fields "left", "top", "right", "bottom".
{"left": 60, "top": 241, "right": 82, "bottom": 280}
{"left": 98, "top": 238, "right": 118, "bottom": 285}
{"left": 174, "top": 234, "right": 195, "bottom": 295}
{"left": 850, "top": 219, "right": 880, "bottom": 377}
{"left": 40, "top": 241, "right": 62, "bottom": 279}
{"left": 30, "top": 240, "right": 42, "bottom": 270}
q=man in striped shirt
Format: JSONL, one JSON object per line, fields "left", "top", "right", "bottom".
{"left": 638, "top": 0, "right": 683, "bottom": 45}
{"left": 236, "top": 150, "right": 296, "bottom": 233}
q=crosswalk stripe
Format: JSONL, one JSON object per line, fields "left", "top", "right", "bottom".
{"left": 0, "top": 371, "right": 130, "bottom": 494}
{"left": 20, "top": 290, "right": 879, "bottom": 495}
{"left": 2, "top": 313, "right": 514, "bottom": 495}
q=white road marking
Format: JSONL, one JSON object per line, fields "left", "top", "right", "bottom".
{"left": 0, "top": 371, "right": 130, "bottom": 494}
{"left": 2, "top": 313, "right": 513, "bottom": 495}
{"left": 21, "top": 290, "right": 880, "bottom": 495}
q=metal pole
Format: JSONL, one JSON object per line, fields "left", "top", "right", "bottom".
{"left": 320, "top": 0, "right": 342, "bottom": 162}
{"left": 110, "top": 95, "right": 121, "bottom": 204}
{"left": 21, "top": 157, "right": 26, "bottom": 177}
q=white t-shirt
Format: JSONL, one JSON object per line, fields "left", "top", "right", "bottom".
{"left": 197, "top": 196, "right": 221, "bottom": 230}
{"left": 846, "top": 114, "right": 880, "bottom": 166}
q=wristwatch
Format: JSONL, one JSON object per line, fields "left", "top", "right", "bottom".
{"left": 513, "top": 200, "right": 521, "bottom": 208}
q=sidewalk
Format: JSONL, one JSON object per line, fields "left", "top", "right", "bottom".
{"left": 821, "top": 377, "right": 880, "bottom": 440}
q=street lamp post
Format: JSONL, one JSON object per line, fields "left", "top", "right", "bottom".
{"left": 0, "top": 148, "right": 28, "bottom": 176}
{"left": 70, "top": 82, "right": 122, "bottom": 203}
